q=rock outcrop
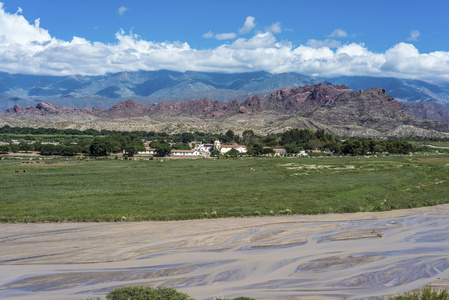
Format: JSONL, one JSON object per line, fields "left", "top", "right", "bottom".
{"left": 5, "top": 102, "right": 104, "bottom": 116}
{"left": 2, "top": 83, "right": 449, "bottom": 136}
{"left": 98, "top": 100, "right": 148, "bottom": 119}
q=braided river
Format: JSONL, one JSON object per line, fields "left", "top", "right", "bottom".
{"left": 1, "top": 204, "right": 449, "bottom": 299}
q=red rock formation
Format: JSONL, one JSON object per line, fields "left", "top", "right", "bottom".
{"left": 98, "top": 100, "right": 149, "bottom": 119}
{"left": 3, "top": 84, "right": 448, "bottom": 133}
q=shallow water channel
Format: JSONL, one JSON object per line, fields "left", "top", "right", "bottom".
{"left": 1, "top": 206, "right": 449, "bottom": 300}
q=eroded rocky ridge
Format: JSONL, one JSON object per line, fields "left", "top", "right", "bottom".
{"left": 3, "top": 83, "right": 449, "bottom": 137}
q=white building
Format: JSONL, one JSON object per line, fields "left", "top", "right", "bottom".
{"left": 137, "top": 147, "right": 156, "bottom": 155}
{"left": 273, "top": 148, "right": 287, "bottom": 155}
{"left": 171, "top": 149, "right": 200, "bottom": 156}
{"left": 219, "top": 144, "right": 247, "bottom": 154}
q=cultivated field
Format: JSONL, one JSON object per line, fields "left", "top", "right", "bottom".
{"left": 1, "top": 154, "right": 449, "bottom": 223}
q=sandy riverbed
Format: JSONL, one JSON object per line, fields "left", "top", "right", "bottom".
{"left": 1, "top": 205, "right": 449, "bottom": 300}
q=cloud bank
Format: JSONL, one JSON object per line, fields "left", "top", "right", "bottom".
{"left": 1, "top": 5, "right": 449, "bottom": 81}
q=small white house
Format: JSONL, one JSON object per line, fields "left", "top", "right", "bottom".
{"left": 219, "top": 143, "right": 247, "bottom": 154}
{"left": 195, "top": 145, "right": 210, "bottom": 153}
{"left": 171, "top": 149, "right": 200, "bottom": 156}
{"left": 138, "top": 147, "right": 156, "bottom": 155}
{"left": 297, "top": 150, "right": 308, "bottom": 156}
{"left": 273, "top": 148, "right": 287, "bottom": 155}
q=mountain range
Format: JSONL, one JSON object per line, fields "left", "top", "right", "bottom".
{"left": 2, "top": 83, "right": 449, "bottom": 139}
{"left": 1, "top": 70, "right": 449, "bottom": 124}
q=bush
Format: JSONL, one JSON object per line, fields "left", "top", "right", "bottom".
{"left": 0, "top": 144, "right": 11, "bottom": 154}
{"left": 392, "top": 286, "right": 449, "bottom": 300}
{"left": 106, "top": 286, "right": 194, "bottom": 300}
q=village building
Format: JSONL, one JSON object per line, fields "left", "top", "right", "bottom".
{"left": 214, "top": 140, "right": 247, "bottom": 154}
{"left": 194, "top": 144, "right": 210, "bottom": 153}
{"left": 137, "top": 147, "right": 156, "bottom": 155}
{"left": 296, "top": 150, "right": 308, "bottom": 156}
{"left": 273, "top": 148, "right": 287, "bottom": 155}
{"left": 171, "top": 149, "right": 200, "bottom": 156}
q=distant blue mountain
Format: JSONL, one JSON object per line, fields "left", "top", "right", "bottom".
{"left": 1, "top": 71, "right": 449, "bottom": 113}
{"left": 0, "top": 70, "right": 322, "bottom": 110}
{"left": 326, "top": 76, "right": 449, "bottom": 104}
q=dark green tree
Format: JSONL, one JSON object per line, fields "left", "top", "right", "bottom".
{"left": 0, "top": 144, "right": 11, "bottom": 154}
{"left": 32, "top": 142, "right": 43, "bottom": 151}
{"left": 171, "top": 142, "right": 191, "bottom": 150}
{"left": 181, "top": 132, "right": 194, "bottom": 143}
{"left": 225, "top": 129, "right": 235, "bottom": 141}
{"left": 262, "top": 147, "right": 275, "bottom": 155}
{"left": 249, "top": 144, "right": 263, "bottom": 156}
{"left": 89, "top": 137, "right": 113, "bottom": 156}
{"left": 61, "top": 145, "right": 79, "bottom": 156}
{"left": 9, "top": 144, "right": 19, "bottom": 153}
{"left": 123, "top": 144, "right": 137, "bottom": 157}
{"left": 284, "top": 144, "right": 299, "bottom": 154}
{"left": 227, "top": 148, "right": 240, "bottom": 158}
{"left": 40, "top": 144, "right": 57, "bottom": 155}
{"left": 19, "top": 142, "right": 34, "bottom": 153}
{"left": 242, "top": 129, "right": 255, "bottom": 143}
{"left": 210, "top": 149, "right": 220, "bottom": 157}
{"left": 155, "top": 143, "right": 171, "bottom": 157}
{"left": 263, "top": 134, "right": 279, "bottom": 147}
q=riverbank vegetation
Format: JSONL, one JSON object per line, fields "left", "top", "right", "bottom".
{"left": 85, "top": 285, "right": 448, "bottom": 300}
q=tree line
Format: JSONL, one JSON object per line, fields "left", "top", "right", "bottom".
{"left": 0, "top": 125, "right": 429, "bottom": 157}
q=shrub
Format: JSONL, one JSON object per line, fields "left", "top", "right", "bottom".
{"left": 392, "top": 286, "right": 449, "bottom": 300}
{"left": 106, "top": 286, "right": 194, "bottom": 300}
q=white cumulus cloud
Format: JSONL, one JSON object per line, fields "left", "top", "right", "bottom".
{"left": 307, "top": 39, "right": 341, "bottom": 49}
{"left": 407, "top": 29, "right": 420, "bottom": 41}
{"left": 265, "top": 22, "right": 281, "bottom": 34}
{"left": 214, "top": 32, "right": 237, "bottom": 40}
{"left": 0, "top": 5, "right": 449, "bottom": 80}
{"left": 202, "top": 31, "right": 214, "bottom": 39}
{"left": 118, "top": 6, "right": 128, "bottom": 16}
{"left": 238, "top": 16, "right": 256, "bottom": 35}
{"left": 328, "top": 29, "right": 348, "bottom": 38}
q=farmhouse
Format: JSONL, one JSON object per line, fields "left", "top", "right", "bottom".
{"left": 171, "top": 149, "right": 200, "bottom": 156}
{"left": 273, "top": 148, "right": 287, "bottom": 155}
{"left": 194, "top": 144, "right": 210, "bottom": 153}
{"left": 213, "top": 140, "right": 247, "bottom": 154}
{"left": 138, "top": 147, "right": 156, "bottom": 155}
{"left": 296, "top": 150, "right": 308, "bottom": 156}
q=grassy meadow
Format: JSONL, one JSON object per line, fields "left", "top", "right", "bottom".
{"left": 1, "top": 154, "right": 449, "bottom": 222}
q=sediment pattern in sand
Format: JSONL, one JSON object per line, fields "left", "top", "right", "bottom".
{"left": 1, "top": 205, "right": 449, "bottom": 300}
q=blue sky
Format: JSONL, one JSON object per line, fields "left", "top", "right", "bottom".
{"left": 1, "top": 0, "right": 449, "bottom": 80}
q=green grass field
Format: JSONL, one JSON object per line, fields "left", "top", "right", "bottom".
{"left": 1, "top": 154, "right": 449, "bottom": 222}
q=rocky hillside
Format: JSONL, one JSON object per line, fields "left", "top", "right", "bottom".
{"left": 402, "top": 102, "right": 449, "bottom": 123}
{"left": 1, "top": 70, "right": 449, "bottom": 125}
{"left": 2, "top": 83, "right": 449, "bottom": 138}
